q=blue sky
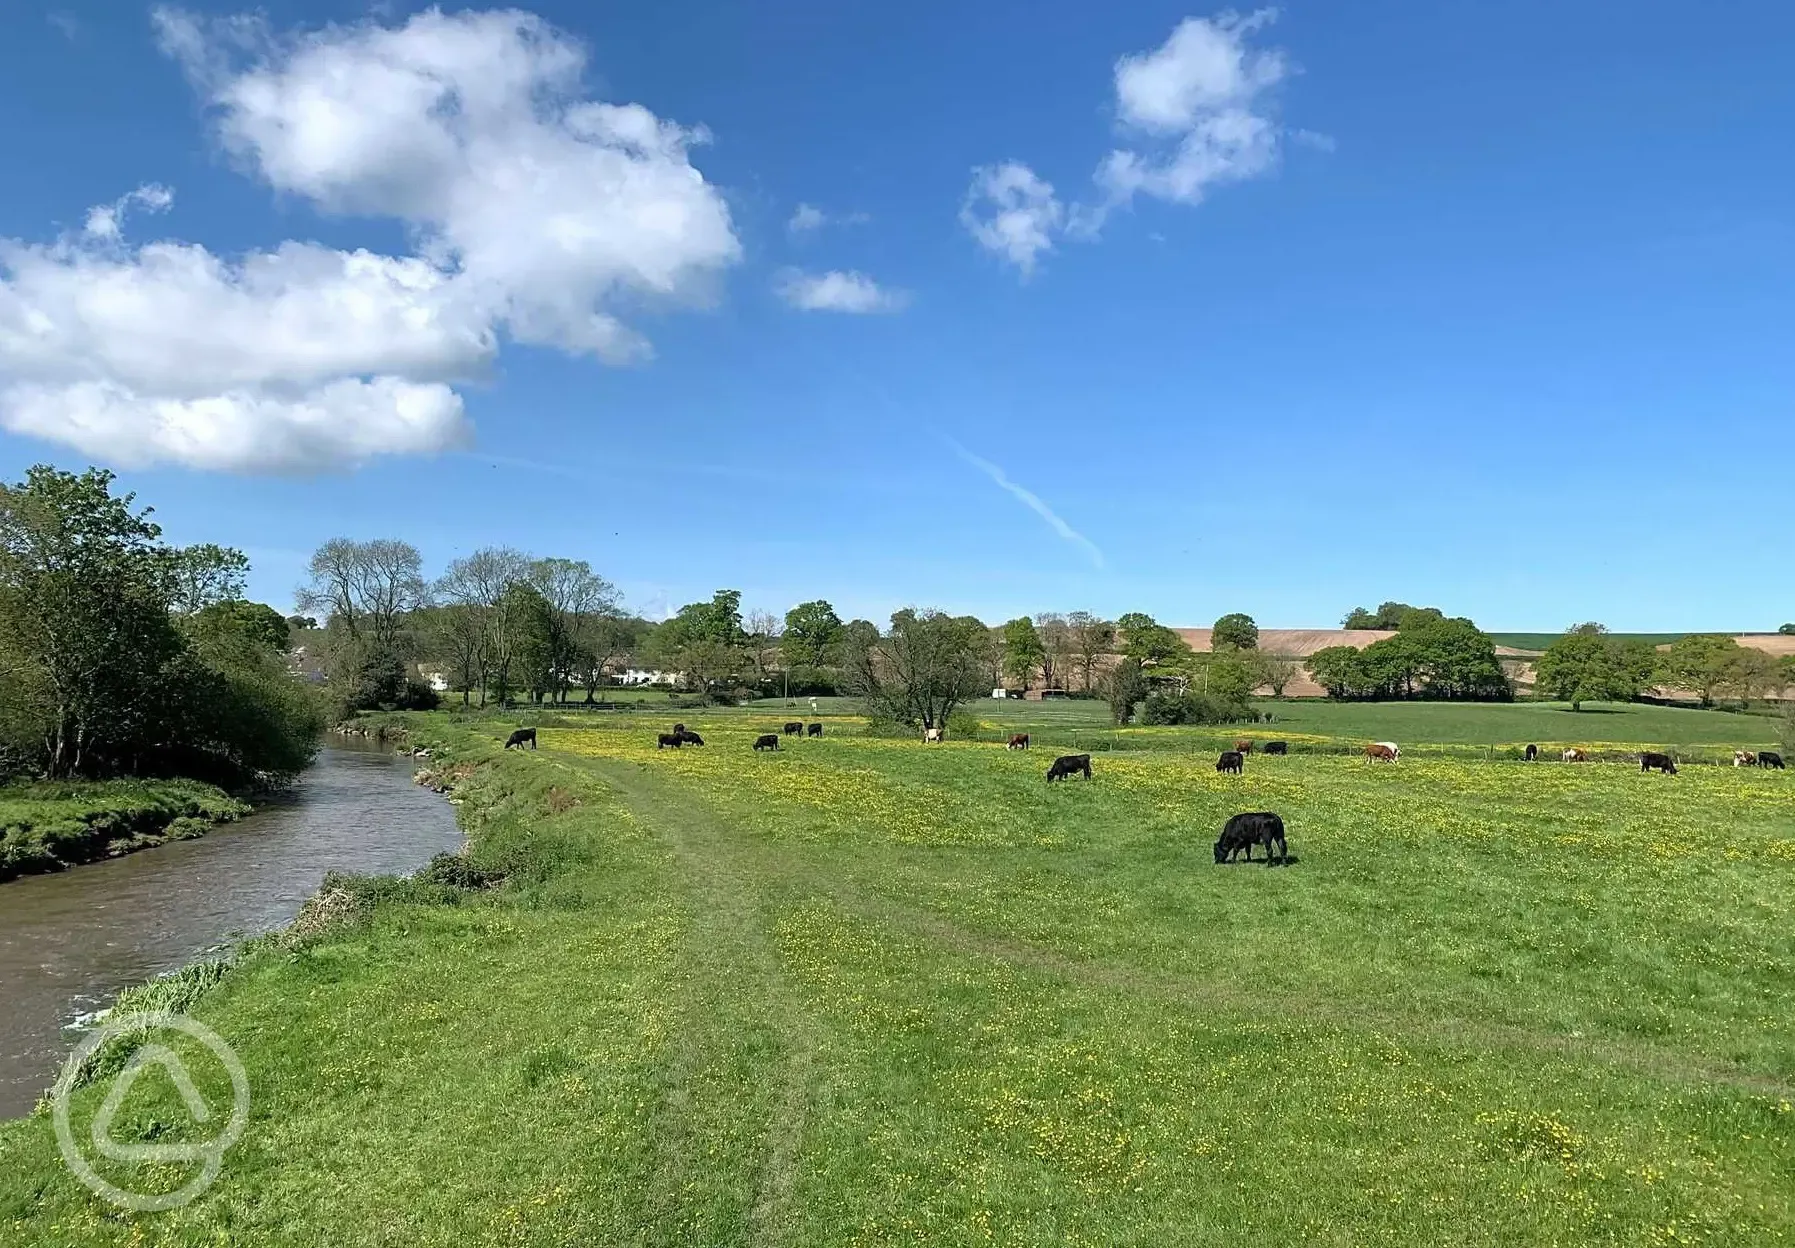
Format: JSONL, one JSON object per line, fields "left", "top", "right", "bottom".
{"left": 1, "top": 1, "right": 1791, "bottom": 630}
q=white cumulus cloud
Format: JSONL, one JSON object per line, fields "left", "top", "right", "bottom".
{"left": 775, "top": 269, "right": 908, "bottom": 313}
{"left": 1091, "top": 10, "right": 1289, "bottom": 222}
{"left": 1112, "top": 10, "right": 1285, "bottom": 133}
{"left": 965, "top": 11, "right": 1296, "bottom": 269}
{"left": 0, "top": 8, "right": 742, "bottom": 473}
{"left": 959, "top": 162, "right": 1064, "bottom": 276}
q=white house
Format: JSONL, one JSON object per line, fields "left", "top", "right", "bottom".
{"left": 621, "top": 668, "right": 679, "bottom": 686}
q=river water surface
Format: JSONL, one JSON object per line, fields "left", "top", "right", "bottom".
{"left": 0, "top": 743, "right": 464, "bottom": 1117}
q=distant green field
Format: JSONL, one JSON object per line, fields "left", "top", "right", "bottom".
{"left": 736, "top": 695, "right": 1778, "bottom": 756}
{"left": 1242, "top": 698, "right": 1780, "bottom": 750}
{"left": 1488, "top": 632, "right": 1693, "bottom": 651}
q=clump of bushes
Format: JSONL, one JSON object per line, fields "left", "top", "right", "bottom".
{"left": 1139, "top": 689, "right": 1255, "bottom": 726}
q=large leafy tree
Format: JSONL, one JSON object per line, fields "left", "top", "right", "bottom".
{"left": 186, "top": 600, "right": 291, "bottom": 655}
{"left": 1725, "top": 647, "right": 1783, "bottom": 708}
{"left": 1211, "top": 612, "right": 1259, "bottom": 650}
{"left": 1305, "top": 645, "right": 1368, "bottom": 699}
{"left": 503, "top": 582, "right": 559, "bottom": 702}
{"left": 1116, "top": 612, "right": 1192, "bottom": 667}
{"left": 525, "top": 557, "right": 619, "bottom": 702}
{"left": 1662, "top": 634, "right": 1742, "bottom": 707}
{"left": 0, "top": 467, "right": 185, "bottom": 776}
{"left": 1105, "top": 657, "right": 1148, "bottom": 725}
{"left": 0, "top": 466, "right": 317, "bottom": 782}
{"left": 1534, "top": 630, "right": 1637, "bottom": 711}
{"left": 1001, "top": 617, "right": 1046, "bottom": 689}
{"left": 1305, "top": 617, "right": 1509, "bottom": 702}
{"left": 168, "top": 544, "right": 251, "bottom": 616}
{"left": 781, "top": 600, "right": 843, "bottom": 670}
{"left": 844, "top": 609, "right": 989, "bottom": 729}
{"left": 652, "top": 590, "right": 748, "bottom": 695}
{"left": 1407, "top": 616, "right": 1510, "bottom": 700}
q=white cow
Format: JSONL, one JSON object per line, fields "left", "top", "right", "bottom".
{"left": 924, "top": 727, "right": 944, "bottom": 743}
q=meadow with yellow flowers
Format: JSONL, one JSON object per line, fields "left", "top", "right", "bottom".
{"left": 4, "top": 710, "right": 1792, "bottom": 1245}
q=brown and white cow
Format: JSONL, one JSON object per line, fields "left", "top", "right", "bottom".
{"left": 1562, "top": 748, "right": 1588, "bottom": 763}
{"left": 1008, "top": 734, "right": 1030, "bottom": 750}
{"left": 1365, "top": 743, "right": 1397, "bottom": 763}
{"left": 1735, "top": 750, "right": 1758, "bottom": 768}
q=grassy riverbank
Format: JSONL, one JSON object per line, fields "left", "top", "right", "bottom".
{"left": 3, "top": 712, "right": 1793, "bottom": 1244}
{"left": 0, "top": 780, "right": 249, "bottom": 882}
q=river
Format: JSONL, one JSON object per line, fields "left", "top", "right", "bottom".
{"left": 0, "top": 743, "right": 465, "bottom": 1118}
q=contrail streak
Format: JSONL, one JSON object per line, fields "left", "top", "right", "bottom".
{"left": 944, "top": 438, "right": 1105, "bottom": 569}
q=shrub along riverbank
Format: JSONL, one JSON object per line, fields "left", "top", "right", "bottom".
{"left": 0, "top": 779, "right": 250, "bottom": 882}
{"left": 4, "top": 710, "right": 1794, "bottom": 1244}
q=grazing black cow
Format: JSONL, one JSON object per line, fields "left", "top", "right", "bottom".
{"left": 807, "top": 723, "right": 823, "bottom": 737}
{"left": 1046, "top": 753, "right": 1092, "bottom": 782}
{"left": 657, "top": 733, "right": 684, "bottom": 750}
{"left": 678, "top": 729, "right": 705, "bottom": 746}
{"left": 753, "top": 734, "right": 780, "bottom": 751}
{"left": 1214, "top": 812, "right": 1289, "bottom": 865}
{"left": 1525, "top": 743, "right": 1538, "bottom": 762}
{"left": 1758, "top": 751, "right": 1785, "bottom": 770}
{"left": 1216, "top": 750, "right": 1244, "bottom": 775}
{"left": 1641, "top": 751, "right": 1678, "bottom": 775}
{"left": 504, "top": 727, "right": 537, "bottom": 750}
{"left": 1262, "top": 740, "right": 1288, "bottom": 756}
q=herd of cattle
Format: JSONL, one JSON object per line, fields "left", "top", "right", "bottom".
{"left": 503, "top": 714, "right": 1785, "bottom": 870}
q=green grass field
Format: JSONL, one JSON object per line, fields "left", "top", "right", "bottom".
{"left": 4, "top": 709, "right": 1792, "bottom": 1245}
{"left": 743, "top": 696, "right": 1781, "bottom": 759}
{"left": 1486, "top": 632, "right": 1695, "bottom": 652}
{"left": 0, "top": 779, "right": 248, "bottom": 881}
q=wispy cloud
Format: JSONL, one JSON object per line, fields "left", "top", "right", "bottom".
{"left": 775, "top": 268, "right": 908, "bottom": 313}
{"left": 787, "top": 203, "right": 870, "bottom": 235}
{"left": 945, "top": 439, "right": 1104, "bottom": 569}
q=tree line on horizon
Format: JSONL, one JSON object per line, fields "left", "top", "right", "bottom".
{"left": 5, "top": 466, "right": 1787, "bottom": 790}
{"left": 286, "top": 538, "right": 1549, "bottom": 731}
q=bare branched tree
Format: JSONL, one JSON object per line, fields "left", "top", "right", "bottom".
{"left": 1067, "top": 611, "right": 1117, "bottom": 692}
{"left": 297, "top": 538, "right": 427, "bottom": 651}
{"left": 435, "top": 547, "right": 529, "bottom": 703}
